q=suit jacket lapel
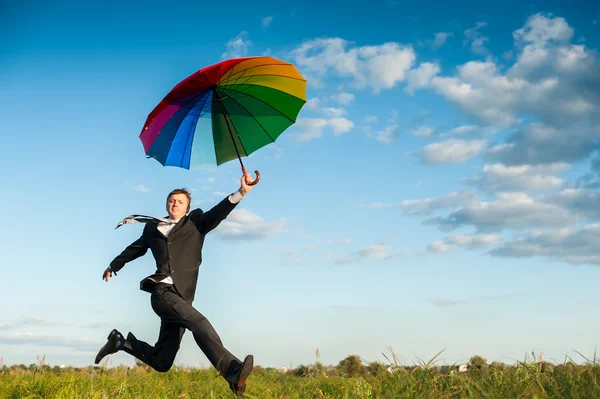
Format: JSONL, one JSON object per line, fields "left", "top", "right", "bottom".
{"left": 145, "top": 221, "right": 163, "bottom": 239}
{"left": 166, "top": 216, "right": 188, "bottom": 239}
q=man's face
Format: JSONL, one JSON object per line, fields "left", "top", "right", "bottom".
{"left": 166, "top": 193, "right": 189, "bottom": 220}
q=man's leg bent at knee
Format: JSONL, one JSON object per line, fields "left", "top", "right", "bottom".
{"left": 123, "top": 322, "right": 185, "bottom": 372}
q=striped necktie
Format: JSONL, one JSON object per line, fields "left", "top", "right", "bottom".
{"left": 115, "top": 214, "right": 177, "bottom": 229}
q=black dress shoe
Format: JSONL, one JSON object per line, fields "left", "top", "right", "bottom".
{"left": 94, "top": 329, "right": 126, "bottom": 364}
{"left": 229, "top": 381, "right": 246, "bottom": 396}
{"left": 228, "top": 355, "right": 253, "bottom": 396}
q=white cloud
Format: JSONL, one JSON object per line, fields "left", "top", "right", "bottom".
{"left": 305, "top": 96, "right": 351, "bottom": 117}
{"left": 289, "top": 108, "right": 354, "bottom": 142}
{"left": 484, "top": 123, "right": 600, "bottom": 166}
{"left": 366, "top": 122, "right": 399, "bottom": 143}
{"left": 404, "top": 181, "right": 600, "bottom": 264}
{"left": 490, "top": 224, "right": 600, "bottom": 265}
{"left": 358, "top": 244, "right": 392, "bottom": 259}
{"left": 322, "top": 107, "right": 347, "bottom": 117}
{"left": 424, "top": 192, "right": 578, "bottom": 233}
{"left": 306, "top": 98, "right": 321, "bottom": 109}
{"left": 419, "top": 139, "right": 486, "bottom": 164}
{"left": 328, "top": 238, "right": 352, "bottom": 245}
{"left": 513, "top": 14, "right": 573, "bottom": 48}
{"left": 365, "top": 110, "right": 400, "bottom": 143}
{"left": 394, "top": 13, "right": 600, "bottom": 265}
{"left": 410, "top": 126, "right": 435, "bottom": 137}
{"left": 466, "top": 162, "right": 570, "bottom": 192}
{"left": 264, "top": 145, "right": 284, "bottom": 161}
{"left": 545, "top": 188, "right": 600, "bottom": 221}
{"left": 215, "top": 209, "right": 287, "bottom": 240}
{"left": 329, "top": 118, "right": 354, "bottom": 135}
{"left": 0, "top": 317, "right": 58, "bottom": 330}
{"left": 222, "top": 31, "right": 251, "bottom": 58}
{"left": 335, "top": 244, "right": 399, "bottom": 264}
{"left": 0, "top": 332, "right": 97, "bottom": 351}
{"left": 401, "top": 190, "right": 479, "bottom": 216}
{"left": 446, "top": 233, "right": 502, "bottom": 249}
{"left": 453, "top": 126, "right": 477, "bottom": 135}
{"left": 463, "top": 22, "right": 490, "bottom": 56}
{"left": 262, "top": 16, "right": 274, "bottom": 28}
{"left": 278, "top": 13, "right": 600, "bottom": 267}
{"left": 406, "top": 62, "right": 441, "bottom": 93}
{"left": 289, "top": 118, "right": 327, "bottom": 142}
{"left": 429, "top": 62, "right": 532, "bottom": 127}
{"left": 331, "top": 92, "right": 356, "bottom": 105}
{"left": 364, "top": 116, "right": 378, "bottom": 124}
{"left": 134, "top": 184, "right": 149, "bottom": 192}
{"left": 427, "top": 240, "right": 451, "bottom": 253}
{"left": 440, "top": 125, "right": 499, "bottom": 139}
{"left": 433, "top": 32, "right": 454, "bottom": 49}
{"left": 20, "top": 317, "right": 56, "bottom": 326}
{"left": 291, "top": 38, "right": 416, "bottom": 92}
{"left": 415, "top": 13, "right": 600, "bottom": 165}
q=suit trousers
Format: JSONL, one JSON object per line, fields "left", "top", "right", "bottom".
{"left": 123, "top": 283, "right": 240, "bottom": 377}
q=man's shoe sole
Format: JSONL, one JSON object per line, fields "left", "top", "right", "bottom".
{"left": 236, "top": 355, "right": 254, "bottom": 388}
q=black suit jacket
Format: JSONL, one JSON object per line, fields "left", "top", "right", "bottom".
{"left": 109, "top": 195, "right": 238, "bottom": 304}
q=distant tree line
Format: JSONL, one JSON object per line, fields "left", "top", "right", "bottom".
{"left": 0, "top": 354, "right": 584, "bottom": 377}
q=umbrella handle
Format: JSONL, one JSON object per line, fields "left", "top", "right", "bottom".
{"left": 242, "top": 166, "right": 260, "bottom": 186}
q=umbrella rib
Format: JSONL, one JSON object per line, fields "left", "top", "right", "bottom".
{"left": 220, "top": 86, "right": 297, "bottom": 124}
{"left": 219, "top": 74, "right": 306, "bottom": 97}
{"left": 220, "top": 76, "right": 307, "bottom": 102}
{"left": 197, "top": 88, "right": 214, "bottom": 118}
{"left": 219, "top": 63, "right": 307, "bottom": 85}
{"left": 215, "top": 62, "right": 224, "bottom": 84}
{"left": 218, "top": 62, "right": 239, "bottom": 85}
{"left": 187, "top": 75, "right": 208, "bottom": 94}
{"left": 157, "top": 91, "right": 210, "bottom": 166}
{"left": 172, "top": 70, "right": 211, "bottom": 98}
{"left": 217, "top": 62, "right": 306, "bottom": 99}
{"left": 217, "top": 60, "right": 275, "bottom": 86}
{"left": 221, "top": 91, "right": 276, "bottom": 143}
{"left": 221, "top": 73, "right": 307, "bottom": 86}
{"left": 215, "top": 91, "right": 251, "bottom": 162}
{"left": 180, "top": 91, "right": 212, "bottom": 168}
{"left": 218, "top": 65, "right": 254, "bottom": 99}
{"left": 200, "top": 71, "right": 212, "bottom": 87}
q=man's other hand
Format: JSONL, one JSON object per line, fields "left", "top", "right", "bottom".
{"left": 102, "top": 267, "right": 115, "bottom": 282}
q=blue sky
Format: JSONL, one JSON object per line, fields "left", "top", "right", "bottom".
{"left": 2, "top": 0, "right": 600, "bottom": 369}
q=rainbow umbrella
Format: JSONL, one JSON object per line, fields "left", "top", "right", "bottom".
{"left": 139, "top": 56, "right": 307, "bottom": 185}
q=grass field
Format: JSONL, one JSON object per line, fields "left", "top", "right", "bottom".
{"left": 2, "top": 353, "right": 600, "bottom": 398}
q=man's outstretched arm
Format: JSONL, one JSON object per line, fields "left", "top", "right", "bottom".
{"left": 102, "top": 233, "right": 149, "bottom": 282}
{"left": 190, "top": 172, "right": 255, "bottom": 235}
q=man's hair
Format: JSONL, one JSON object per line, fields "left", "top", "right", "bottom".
{"left": 167, "top": 188, "right": 192, "bottom": 212}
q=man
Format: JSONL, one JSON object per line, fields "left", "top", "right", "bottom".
{"left": 95, "top": 173, "right": 255, "bottom": 396}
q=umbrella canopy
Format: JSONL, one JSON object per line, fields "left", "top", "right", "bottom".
{"left": 139, "top": 56, "right": 306, "bottom": 183}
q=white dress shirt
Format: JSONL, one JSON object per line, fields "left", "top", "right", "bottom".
{"left": 157, "top": 191, "right": 244, "bottom": 284}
